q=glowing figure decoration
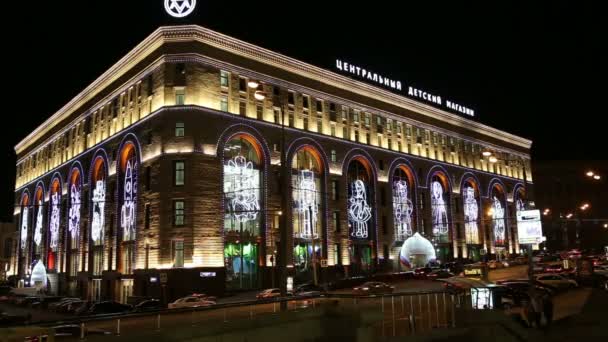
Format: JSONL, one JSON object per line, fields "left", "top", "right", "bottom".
{"left": 49, "top": 193, "right": 60, "bottom": 249}
{"left": 431, "top": 181, "right": 449, "bottom": 236}
{"left": 516, "top": 198, "right": 525, "bottom": 212}
{"left": 121, "top": 160, "right": 136, "bottom": 241}
{"left": 348, "top": 180, "right": 372, "bottom": 239}
{"left": 294, "top": 170, "right": 318, "bottom": 239}
{"left": 224, "top": 156, "right": 260, "bottom": 223}
{"left": 463, "top": 186, "right": 479, "bottom": 244}
{"left": 393, "top": 180, "right": 413, "bottom": 240}
{"left": 399, "top": 233, "right": 436, "bottom": 269}
{"left": 68, "top": 184, "right": 81, "bottom": 239}
{"left": 20, "top": 207, "right": 28, "bottom": 249}
{"left": 165, "top": 0, "right": 196, "bottom": 18}
{"left": 91, "top": 180, "right": 105, "bottom": 243}
{"left": 34, "top": 201, "right": 43, "bottom": 247}
{"left": 492, "top": 196, "right": 506, "bottom": 244}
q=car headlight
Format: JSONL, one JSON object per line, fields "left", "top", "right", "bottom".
{"left": 362, "top": 287, "right": 369, "bottom": 290}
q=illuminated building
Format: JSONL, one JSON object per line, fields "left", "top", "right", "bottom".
{"left": 12, "top": 25, "right": 533, "bottom": 301}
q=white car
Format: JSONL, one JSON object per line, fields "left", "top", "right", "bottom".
{"left": 534, "top": 274, "right": 578, "bottom": 290}
{"left": 168, "top": 296, "right": 215, "bottom": 309}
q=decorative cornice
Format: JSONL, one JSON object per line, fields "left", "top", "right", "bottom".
{"left": 15, "top": 25, "right": 532, "bottom": 155}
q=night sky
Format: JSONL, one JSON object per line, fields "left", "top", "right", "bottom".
{"left": 1, "top": 1, "right": 603, "bottom": 221}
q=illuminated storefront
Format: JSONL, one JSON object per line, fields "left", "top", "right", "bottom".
{"left": 12, "top": 25, "right": 533, "bottom": 300}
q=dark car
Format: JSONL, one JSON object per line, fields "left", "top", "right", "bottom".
{"left": 0, "top": 312, "right": 32, "bottom": 327}
{"left": 414, "top": 267, "right": 433, "bottom": 278}
{"left": 427, "top": 270, "right": 455, "bottom": 279}
{"left": 294, "top": 284, "right": 324, "bottom": 297}
{"left": 133, "top": 299, "right": 163, "bottom": 312}
{"left": 84, "top": 301, "right": 132, "bottom": 315}
{"left": 353, "top": 282, "right": 394, "bottom": 295}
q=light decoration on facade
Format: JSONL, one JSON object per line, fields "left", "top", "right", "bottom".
{"left": 431, "top": 181, "right": 449, "bottom": 236}
{"left": 393, "top": 180, "right": 413, "bottom": 240}
{"left": 348, "top": 180, "right": 372, "bottom": 239}
{"left": 224, "top": 156, "right": 260, "bottom": 223}
{"left": 164, "top": 0, "right": 196, "bottom": 18}
{"left": 463, "top": 186, "right": 479, "bottom": 244}
{"left": 91, "top": 180, "right": 106, "bottom": 243}
{"left": 68, "top": 184, "right": 81, "bottom": 239}
{"left": 34, "top": 201, "right": 43, "bottom": 247}
{"left": 20, "top": 207, "right": 28, "bottom": 249}
{"left": 492, "top": 196, "right": 506, "bottom": 244}
{"left": 49, "top": 193, "right": 60, "bottom": 249}
{"left": 294, "top": 170, "right": 318, "bottom": 239}
{"left": 121, "top": 160, "right": 136, "bottom": 241}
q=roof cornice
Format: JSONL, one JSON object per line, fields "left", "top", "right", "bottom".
{"left": 15, "top": 25, "right": 532, "bottom": 155}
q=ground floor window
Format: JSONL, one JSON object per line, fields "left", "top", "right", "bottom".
{"left": 225, "top": 242, "right": 259, "bottom": 289}
{"left": 91, "top": 279, "right": 102, "bottom": 302}
{"left": 349, "top": 244, "right": 372, "bottom": 275}
{"left": 92, "top": 248, "right": 103, "bottom": 276}
{"left": 120, "top": 279, "right": 133, "bottom": 304}
{"left": 69, "top": 251, "right": 79, "bottom": 276}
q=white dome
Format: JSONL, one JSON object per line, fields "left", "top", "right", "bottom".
{"left": 399, "top": 233, "right": 436, "bottom": 268}
{"left": 30, "top": 260, "right": 47, "bottom": 289}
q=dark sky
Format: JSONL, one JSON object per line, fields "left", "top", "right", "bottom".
{"left": 1, "top": 1, "right": 603, "bottom": 221}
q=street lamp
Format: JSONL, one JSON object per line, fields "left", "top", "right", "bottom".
{"left": 586, "top": 171, "right": 594, "bottom": 177}
{"left": 247, "top": 80, "right": 260, "bottom": 89}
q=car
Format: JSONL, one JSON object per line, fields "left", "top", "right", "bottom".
{"left": 427, "top": 270, "right": 455, "bottom": 279}
{"left": 190, "top": 293, "right": 217, "bottom": 302}
{"left": 534, "top": 274, "right": 578, "bottom": 290}
{"left": 352, "top": 282, "right": 394, "bottom": 295}
{"left": 594, "top": 265, "right": 608, "bottom": 276}
{"left": 497, "top": 281, "right": 556, "bottom": 296}
{"left": 168, "top": 297, "right": 215, "bottom": 309}
{"left": 293, "top": 284, "right": 324, "bottom": 297}
{"left": 256, "top": 288, "right": 282, "bottom": 299}
{"left": 133, "top": 299, "right": 164, "bottom": 312}
{"left": 84, "top": 301, "right": 133, "bottom": 315}
{"left": 0, "top": 312, "right": 32, "bottom": 327}
{"left": 544, "top": 263, "right": 564, "bottom": 273}
{"left": 414, "top": 267, "right": 433, "bottom": 278}
{"left": 49, "top": 298, "right": 80, "bottom": 311}
{"left": 487, "top": 261, "right": 503, "bottom": 269}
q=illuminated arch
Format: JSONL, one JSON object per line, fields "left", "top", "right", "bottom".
{"left": 341, "top": 148, "right": 378, "bottom": 181}
{"left": 461, "top": 175, "right": 481, "bottom": 244}
{"left": 388, "top": 158, "right": 418, "bottom": 240}
{"left": 67, "top": 162, "right": 84, "bottom": 245}
{"left": 219, "top": 129, "right": 269, "bottom": 289}
{"left": 32, "top": 182, "right": 46, "bottom": 250}
{"left": 19, "top": 189, "right": 31, "bottom": 250}
{"left": 47, "top": 175, "right": 62, "bottom": 269}
{"left": 512, "top": 183, "right": 526, "bottom": 212}
{"left": 489, "top": 181, "right": 508, "bottom": 246}
{"left": 425, "top": 165, "right": 452, "bottom": 190}
{"left": 486, "top": 178, "right": 507, "bottom": 200}
{"left": 116, "top": 138, "right": 140, "bottom": 243}
{"left": 287, "top": 140, "right": 329, "bottom": 273}
{"left": 89, "top": 149, "right": 108, "bottom": 246}
{"left": 426, "top": 167, "right": 451, "bottom": 240}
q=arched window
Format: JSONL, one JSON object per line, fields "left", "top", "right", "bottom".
{"left": 33, "top": 185, "right": 45, "bottom": 255}
{"left": 392, "top": 165, "right": 416, "bottom": 241}
{"left": 91, "top": 156, "right": 107, "bottom": 247}
{"left": 291, "top": 147, "right": 324, "bottom": 276}
{"left": 68, "top": 166, "right": 82, "bottom": 276}
{"left": 430, "top": 173, "right": 450, "bottom": 241}
{"left": 118, "top": 141, "right": 139, "bottom": 275}
{"left": 47, "top": 177, "right": 61, "bottom": 270}
{"left": 490, "top": 184, "right": 507, "bottom": 246}
{"left": 347, "top": 158, "right": 374, "bottom": 275}
{"left": 462, "top": 179, "right": 480, "bottom": 245}
{"left": 223, "top": 134, "right": 263, "bottom": 289}
{"left": 19, "top": 192, "right": 30, "bottom": 251}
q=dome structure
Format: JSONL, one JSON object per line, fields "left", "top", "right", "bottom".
{"left": 399, "top": 233, "right": 436, "bottom": 268}
{"left": 30, "top": 260, "right": 47, "bottom": 289}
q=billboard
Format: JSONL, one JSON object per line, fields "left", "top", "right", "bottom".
{"left": 517, "top": 209, "right": 543, "bottom": 245}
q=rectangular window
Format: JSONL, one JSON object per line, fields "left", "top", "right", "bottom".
{"left": 288, "top": 111, "right": 294, "bottom": 127}
{"left": 172, "top": 240, "right": 184, "bottom": 268}
{"left": 383, "top": 244, "right": 389, "bottom": 260}
{"left": 355, "top": 130, "right": 359, "bottom": 142}
{"left": 366, "top": 133, "right": 370, "bottom": 144}
{"left": 341, "top": 108, "right": 348, "bottom": 121}
{"left": 302, "top": 95, "right": 309, "bottom": 109}
{"left": 331, "top": 150, "right": 337, "bottom": 162}
{"left": 288, "top": 91, "right": 295, "bottom": 105}
{"left": 316, "top": 99, "right": 323, "bottom": 112}
{"left": 174, "top": 161, "right": 185, "bottom": 186}
{"left": 342, "top": 126, "right": 347, "bottom": 139}
{"left": 273, "top": 86, "right": 280, "bottom": 96}
{"left": 256, "top": 104, "right": 263, "bottom": 119}
{"left": 331, "top": 124, "right": 336, "bottom": 137}
{"left": 333, "top": 211, "right": 340, "bottom": 232}
{"left": 331, "top": 180, "right": 339, "bottom": 200}
{"left": 220, "top": 96, "right": 228, "bottom": 112}
{"left": 317, "top": 118, "right": 322, "bottom": 133}
{"left": 273, "top": 107, "right": 281, "bottom": 123}
{"left": 303, "top": 117, "right": 309, "bottom": 130}
{"left": 239, "top": 101, "right": 246, "bottom": 116}
{"left": 220, "top": 71, "right": 230, "bottom": 87}
{"left": 144, "top": 203, "right": 151, "bottom": 230}
{"left": 173, "top": 200, "right": 185, "bottom": 226}
{"left": 239, "top": 78, "right": 247, "bottom": 92}
{"left": 364, "top": 113, "right": 371, "bottom": 126}
{"left": 378, "top": 135, "right": 383, "bottom": 147}
{"left": 335, "top": 244, "right": 341, "bottom": 265}
{"left": 353, "top": 110, "right": 359, "bottom": 123}
{"left": 175, "top": 122, "right": 185, "bottom": 137}
{"left": 175, "top": 88, "right": 185, "bottom": 105}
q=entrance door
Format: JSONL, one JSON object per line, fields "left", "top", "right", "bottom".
{"left": 120, "top": 279, "right": 133, "bottom": 304}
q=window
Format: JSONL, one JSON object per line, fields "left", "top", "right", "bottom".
{"left": 220, "top": 71, "right": 230, "bottom": 87}
{"left": 288, "top": 111, "right": 294, "bottom": 127}
{"left": 173, "top": 200, "right": 185, "bottom": 226}
{"left": 273, "top": 107, "right": 281, "bottom": 123}
{"left": 341, "top": 108, "right": 348, "bottom": 121}
{"left": 172, "top": 240, "right": 184, "bottom": 267}
{"left": 317, "top": 118, "right": 323, "bottom": 133}
{"left": 239, "top": 101, "right": 246, "bottom": 116}
{"left": 302, "top": 95, "right": 309, "bottom": 109}
{"left": 379, "top": 159, "right": 384, "bottom": 171}
{"left": 288, "top": 91, "right": 295, "bottom": 105}
{"left": 174, "top": 161, "right": 185, "bottom": 186}
{"left": 331, "top": 180, "right": 339, "bottom": 200}
{"left": 256, "top": 104, "right": 263, "bottom": 119}
{"left": 175, "top": 122, "right": 185, "bottom": 137}
{"left": 353, "top": 110, "right": 359, "bottom": 123}
{"left": 220, "top": 96, "right": 228, "bottom": 112}
{"left": 316, "top": 100, "right": 323, "bottom": 112}
{"left": 383, "top": 244, "right": 389, "bottom": 260}
{"left": 378, "top": 135, "right": 383, "bottom": 147}
{"left": 331, "top": 124, "right": 336, "bottom": 137}
{"left": 355, "top": 130, "right": 359, "bottom": 142}
{"left": 239, "top": 78, "right": 247, "bottom": 92}
{"left": 366, "top": 133, "right": 370, "bottom": 144}
{"left": 273, "top": 86, "right": 280, "bottom": 96}
{"left": 364, "top": 113, "right": 371, "bottom": 126}
{"left": 342, "top": 127, "right": 347, "bottom": 139}
{"left": 303, "top": 117, "right": 309, "bottom": 130}
{"left": 175, "top": 88, "right": 185, "bottom": 105}
{"left": 176, "top": 63, "right": 186, "bottom": 75}
{"left": 144, "top": 203, "right": 151, "bottom": 230}
{"left": 331, "top": 150, "right": 337, "bottom": 162}
{"left": 333, "top": 212, "right": 340, "bottom": 232}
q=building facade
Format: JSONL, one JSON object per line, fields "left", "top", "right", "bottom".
{"left": 0, "top": 222, "right": 16, "bottom": 281}
{"left": 11, "top": 25, "right": 533, "bottom": 302}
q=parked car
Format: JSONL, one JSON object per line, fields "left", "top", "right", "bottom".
{"left": 427, "top": 270, "right": 455, "bottom": 279}
{"left": 49, "top": 298, "right": 80, "bottom": 311}
{"left": 256, "top": 288, "right": 282, "bottom": 300}
{"left": 353, "top": 282, "right": 394, "bottom": 295}
{"left": 84, "top": 301, "right": 133, "bottom": 315}
{"left": 168, "top": 297, "right": 215, "bottom": 309}
{"left": 544, "top": 263, "right": 564, "bottom": 273}
{"left": 534, "top": 274, "right": 578, "bottom": 290}
{"left": 190, "top": 293, "right": 217, "bottom": 302}
{"left": 133, "top": 299, "right": 163, "bottom": 312}
{"left": 487, "top": 260, "right": 503, "bottom": 269}
{"left": 0, "top": 312, "right": 32, "bottom": 327}
{"left": 293, "top": 284, "right": 324, "bottom": 297}
{"left": 497, "top": 281, "right": 556, "bottom": 296}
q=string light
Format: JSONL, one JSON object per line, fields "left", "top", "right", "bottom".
{"left": 463, "top": 186, "right": 479, "bottom": 244}
{"left": 431, "top": 181, "right": 449, "bottom": 236}
{"left": 348, "top": 180, "right": 372, "bottom": 239}
{"left": 393, "top": 180, "right": 413, "bottom": 240}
